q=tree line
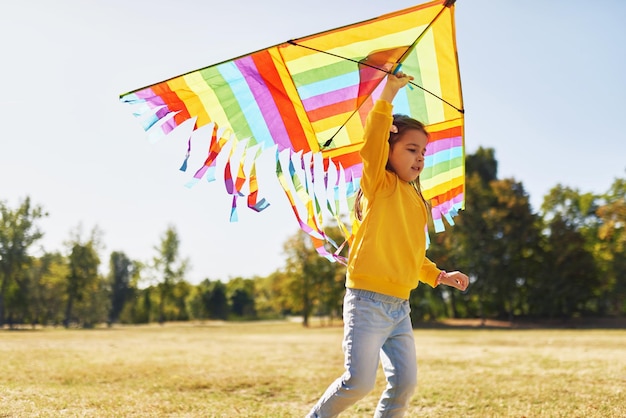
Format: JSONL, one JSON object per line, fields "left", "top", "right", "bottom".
{"left": 1, "top": 147, "right": 624, "bottom": 328}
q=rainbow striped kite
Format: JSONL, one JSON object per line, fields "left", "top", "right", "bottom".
{"left": 120, "top": 0, "right": 465, "bottom": 262}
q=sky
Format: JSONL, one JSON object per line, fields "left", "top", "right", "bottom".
{"left": 1, "top": 0, "right": 625, "bottom": 284}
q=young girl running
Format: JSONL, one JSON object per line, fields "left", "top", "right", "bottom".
{"left": 306, "top": 72, "right": 469, "bottom": 418}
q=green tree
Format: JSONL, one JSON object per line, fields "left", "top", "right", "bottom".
{"left": 170, "top": 280, "right": 191, "bottom": 321}
{"left": 152, "top": 225, "right": 188, "bottom": 324}
{"left": 107, "top": 251, "right": 135, "bottom": 325}
{"left": 449, "top": 148, "right": 500, "bottom": 321}
{"left": 27, "top": 252, "right": 68, "bottom": 326}
{"left": 532, "top": 214, "right": 598, "bottom": 318}
{"left": 595, "top": 177, "right": 626, "bottom": 315}
{"left": 64, "top": 226, "right": 103, "bottom": 327}
{"left": 434, "top": 148, "right": 542, "bottom": 321}
{"left": 282, "top": 227, "right": 346, "bottom": 327}
{"left": 0, "top": 197, "right": 47, "bottom": 327}
{"left": 465, "top": 147, "right": 498, "bottom": 187}
{"left": 316, "top": 227, "right": 347, "bottom": 325}
{"left": 254, "top": 271, "right": 289, "bottom": 319}
{"left": 536, "top": 185, "right": 601, "bottom": 318}
{"left": 283, "top": 231, "right": 317, "bottom": 327}
{"left": 486, "top": 179, "right": 541, "bottom": 319}
{"left": 541, "top": 185, "right": 601, "bottom": 234}
{"left": 227, "top": 277, "right": 256, "bottom": 319}
{"left": 206, "top": 280, "right": 229, "bottom": 320}
{"left": 186, "top": 279, "right": 227, "bottom": 321}
{"left": 119, "top": 286, "right": 152, "bottom": 324}
{"left": 186, "top": 282, "right": 206, "bottom": 320}
{"left": 116, "top": 261, "right": 145, "bottom": 324}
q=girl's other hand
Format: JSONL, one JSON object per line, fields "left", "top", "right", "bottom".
{"left": 437, "top": 271, "right": 469, "bottom": 291}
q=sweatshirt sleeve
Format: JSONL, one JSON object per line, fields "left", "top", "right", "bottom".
{"left": 359, "top": 100, "right": 394, "bottom": 196}
{"left": 420, "top": 257, "right": 441, "bottom": 288}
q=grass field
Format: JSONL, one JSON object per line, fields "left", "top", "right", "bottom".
{"left": 1, "top": 321, "right": 624, "bottom": 417}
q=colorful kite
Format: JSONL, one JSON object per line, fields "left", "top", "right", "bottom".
{"left": 120, "top": 0, "right": 465, "bottom": 262}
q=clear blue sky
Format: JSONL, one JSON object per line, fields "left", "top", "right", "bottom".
{"left": 1, "top": 0, "right": 625, "bottom": 283}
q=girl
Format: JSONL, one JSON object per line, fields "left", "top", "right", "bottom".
{"left": 306, "top": 72, "right": 469, "bottom": 418}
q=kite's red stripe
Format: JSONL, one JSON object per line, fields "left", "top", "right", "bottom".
{"left": 307, "top": 98, "right": 355, "bottom": 123}
{"left": 251, "top": 51, "right": 311, "bottom": 152}
{"left": 329, "top": 150, "right": 362, "bottom": 171}
{"left": 151, "top": 83, "right": 192, "bottom": 127}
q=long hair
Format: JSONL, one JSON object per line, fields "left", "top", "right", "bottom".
{"left": 354, "top": 114, "right": 430, "bottom": 222}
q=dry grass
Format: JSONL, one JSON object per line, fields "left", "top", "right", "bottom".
{"left": 0, "top": 321, "right": 624, "bottom": 417}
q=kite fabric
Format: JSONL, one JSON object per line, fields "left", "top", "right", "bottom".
{"left": 120, "top": 0, "right": 465, "bottom": 262}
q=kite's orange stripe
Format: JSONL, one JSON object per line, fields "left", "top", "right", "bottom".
{"left": 251, "top": 50, "right": 311, "bottom": 152}
{"left": 430, "top": 184, "right": 464, "bottom": 206}
{"left": 151, "top": 82, "right": 192, "bottom": 127}
{"left": 428, "top": 125, "right": 462, "bottom": 142}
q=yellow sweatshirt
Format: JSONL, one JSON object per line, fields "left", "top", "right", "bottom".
{"left": 345, "top": 100, "right": 440, "bottom": 299}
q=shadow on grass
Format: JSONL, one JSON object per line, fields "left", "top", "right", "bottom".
{"left": 413, "top": 317, "right": 626, "bottom": 330}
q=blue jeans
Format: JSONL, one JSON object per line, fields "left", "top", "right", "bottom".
{"left": 307, "top": 288, "right": 417, "bottom": 418}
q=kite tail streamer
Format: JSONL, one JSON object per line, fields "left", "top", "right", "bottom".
{"left": 178, "top": 118, "right": 199, "bottom": 172}
{"left": 145, "top": 111, "right": 180, "bottom": 144}
{"left": 179, "top": 151, "right": 190, "bottom": 172}
{"left": 224, "top": 138, "right": 247, "bottom": 222}
{"left": 186, "top": 124, "right": 230, "bottom": 186}
{"left": 247, "top": 148, "right": 270, "bottom": 212}
{"left": 276, "top": 150, "right": 337, "bottom": 262}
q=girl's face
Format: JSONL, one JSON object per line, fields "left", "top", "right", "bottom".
{"left": 387, "top": 129, "right": 428, "bottom": 182}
